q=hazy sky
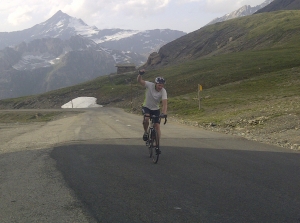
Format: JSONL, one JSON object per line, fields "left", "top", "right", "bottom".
{"left": 0, "top": 0, "right": 267, "bottom": 33}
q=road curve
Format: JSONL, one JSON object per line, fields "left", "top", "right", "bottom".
{"left": 0, "top": 107, "right": 299, "bottom": 222}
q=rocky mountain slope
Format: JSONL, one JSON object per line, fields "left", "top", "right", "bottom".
{"left": 141, "top": 10, "right": 300, "bottom": 70}
{"left": 0, "top": 36, "right": 131, "bottom": 99}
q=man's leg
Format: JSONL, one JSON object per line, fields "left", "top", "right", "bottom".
{"left": 142, "top": 107, "right": 151, "bottom": 141}
{"left": 154, "top": 123, "right": 161, "bottom": 140}
{"left": 143, "top": 115, "right": 150, "bottom": 132}
{"left": 142, "top": 114, "right": 150, "bottom": 141}
{"left": 153, "top": 109, "right": 161, "bottom": 140}
{"left": 154, "top": 123, "right": 162, "bottom": 154}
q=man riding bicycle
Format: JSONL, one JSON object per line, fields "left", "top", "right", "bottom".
{"left": 137, "top": 69, "right": 168, "bottom": 144}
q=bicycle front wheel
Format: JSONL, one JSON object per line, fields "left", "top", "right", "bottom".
{"left": 148, "top": 141, "right": 153, "bottom": 158}
{"left": 151, "top": 130, "right": 160, "bottom": 164}
{"left": 148, "top": 130, "right": 152, "bottom": 158}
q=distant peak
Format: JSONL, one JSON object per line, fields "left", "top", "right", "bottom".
{"left": 39, "top": 10, "right": 72, "bottom": 27}
{"left": 52, "top": 10, "right": 70, "bottom": 18}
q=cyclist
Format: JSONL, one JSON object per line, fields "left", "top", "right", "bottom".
{"left": 137, "top": 69, "right": 167, "bottom": 146}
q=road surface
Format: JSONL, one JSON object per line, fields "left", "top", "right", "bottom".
{"left": 0, "top": 107, "right": 299, "bottom": 222}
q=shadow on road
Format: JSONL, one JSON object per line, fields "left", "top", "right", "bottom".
{"left": 50, "top": 140, "right": 300, "bottom": 223}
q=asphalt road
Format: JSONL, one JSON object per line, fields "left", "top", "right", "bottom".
{"left": 1, "top": 107, "right": 300, "bottom": 223}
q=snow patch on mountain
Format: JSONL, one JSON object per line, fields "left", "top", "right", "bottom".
{"left": 93, "top": 30, "right": 141, "bottom": 44}
{"left": 13, "top": 53, "right": 56, "bottom": 70}
{"left": 68, "top": 18, "right": 99, "bottom": 37}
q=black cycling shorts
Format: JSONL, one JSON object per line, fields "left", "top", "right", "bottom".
{"left": 142, "top": 107, "right": 160, "bottom": 124}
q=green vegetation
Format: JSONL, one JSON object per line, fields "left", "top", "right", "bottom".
{"left": 167, "top": 68, "right": 300, "bottom": 125}
{"left": 0, "top": 10, "right": 299, "bottom": 127}
{"left": 1, "top": 45, "right": 299, "bottom": 126}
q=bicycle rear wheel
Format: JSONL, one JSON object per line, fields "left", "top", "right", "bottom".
{"left": 151, "top": 130, "right": 160, "bottom": 164}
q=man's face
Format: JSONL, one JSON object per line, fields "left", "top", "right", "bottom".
{"left": 155, "top": 83, "right": 164, "bottom": 91}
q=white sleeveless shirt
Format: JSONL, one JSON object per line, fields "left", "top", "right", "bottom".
{"left": 143, "top": 81, "right": 167, "bottom": 110}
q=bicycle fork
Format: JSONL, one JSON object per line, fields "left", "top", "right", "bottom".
{"left": 146, "top": 127, "right": 153, "bottom": 147}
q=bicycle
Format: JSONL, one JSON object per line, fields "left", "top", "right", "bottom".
{"left": 144, "top": 114, "right": 167, "bottom": 164}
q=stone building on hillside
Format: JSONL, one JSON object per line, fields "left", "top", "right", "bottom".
{"left": 115, "top": 63, "right": 136, "bottom": 74}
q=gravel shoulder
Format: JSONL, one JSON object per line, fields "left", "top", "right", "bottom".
{"left": 171, "top": 113, "right": 300, "bottom": 151}
{"left": 0, "top": 112, "right": 80, "bottom": 154}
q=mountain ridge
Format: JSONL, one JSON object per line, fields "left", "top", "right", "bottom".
{"left": 255, "top": 0, "right": 300, "bottom": 13}
{"left": 0, "top": 10, "right": 186, "bottom": 55}
{"left": 141, "top": 10, "right": 300, "bottom": 70}
{"left": 206, "top": 0, "right": 274, "bottom": 26}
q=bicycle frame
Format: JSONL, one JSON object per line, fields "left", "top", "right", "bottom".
{"left": 143, "top": 114, "right": 167, "bottom": 164}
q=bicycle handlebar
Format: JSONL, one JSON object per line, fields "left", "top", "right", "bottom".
{"left": 164, "top": 117, "right": 167, "bottom": 125}
{"left": 143, "top": 114, "right": 167, "bottom": 125}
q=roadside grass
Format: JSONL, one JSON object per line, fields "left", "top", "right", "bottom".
{"left": 167, "top": 67, "right": 300, "bottom": 125}
{"left": 0, "top": 111, "right": 68, "bottom": 123}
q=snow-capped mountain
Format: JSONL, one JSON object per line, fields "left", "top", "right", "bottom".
{"left": 206, "top": 0, "right": 274, "bottom": 26}
{"left": 0, "top": 10, "right": 186, "bottom": 99}
{"left": 0, "top": 10, "right": 186, "bottom": 56}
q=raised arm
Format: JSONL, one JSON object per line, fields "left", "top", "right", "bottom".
{"left": 137, "top": 69, "right": 146, "bottom": 86}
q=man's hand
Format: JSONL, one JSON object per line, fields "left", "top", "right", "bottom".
{"left": 160, "top": 113, "right": 167, "bottom": 118}
{"left": 138, "top": 69, "right": 145, "bottom": 75}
